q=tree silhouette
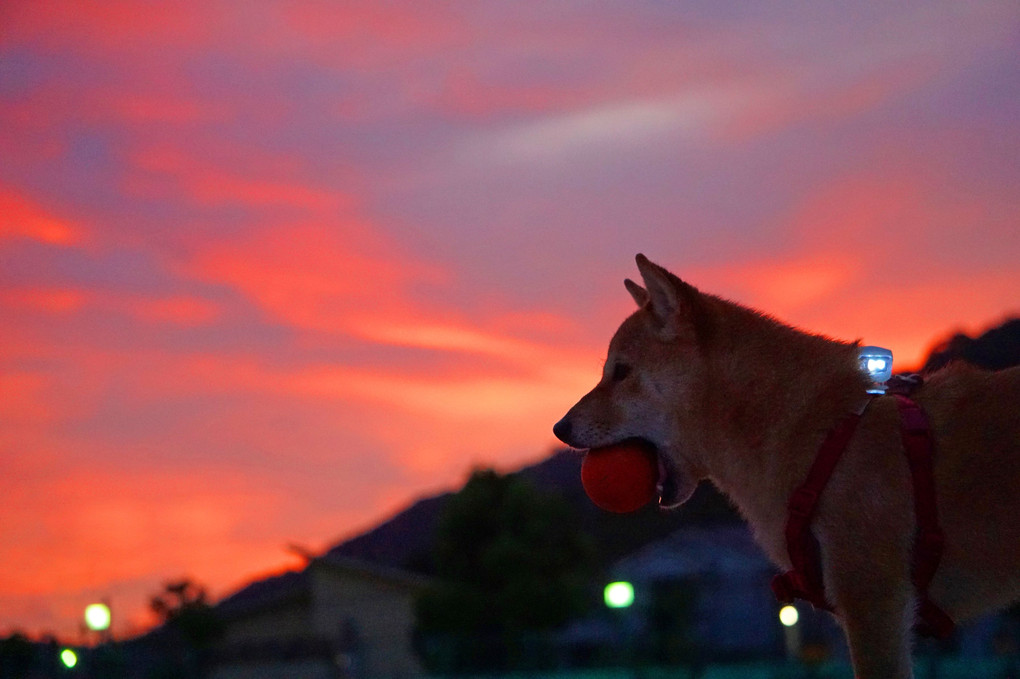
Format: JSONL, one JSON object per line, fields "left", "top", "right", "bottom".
{"left": 150, "top": 578, "right": 223, "bottom": 649}
{"left": 148, "top": 578, "right": 223, "bottom": 678}
{"left": 0, "top": 633, "right": 34, "bottom": 679}
{"left": 415, "top": 468, "right": 596, "bottom": 672}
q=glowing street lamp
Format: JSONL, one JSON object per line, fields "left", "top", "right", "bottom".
{"left": 84, "top": 603, "right": 111, "bottom": 632}
{"left": 60, "top": 648, "right": 78, "bottom": 668}
{"left": 779, "top": 604, "right": 801, "bottom": 660}
{"left": 604, "top": 581, "right": 635, "bottom": 609}
{"left": 84, "top": 601, "right": 113, "bottom": 647}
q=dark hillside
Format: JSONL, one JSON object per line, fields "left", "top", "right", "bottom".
{"left": 326, "top": 450, "right": 740, "bottom": 575}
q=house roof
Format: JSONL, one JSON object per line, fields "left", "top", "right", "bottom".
{"left": 313, "top": 553, "right": 433, "bottom": 589}
{"left": 611, "top": 523, "right": 773, "bottom": 581}
{"left": 216, "top": 570, "right": 311, "bottom": 620}
{"left": 214, "top": 556, "right": 430, "bottom": 621}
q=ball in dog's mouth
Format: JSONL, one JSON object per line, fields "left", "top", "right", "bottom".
{"left": 580, "top": 439, "right": 684, "bottom": 512}
{"left": 580, "top": 440, "right": 657, "bottom": 513}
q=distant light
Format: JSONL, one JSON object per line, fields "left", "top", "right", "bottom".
{"left": 604, "top": 581, "right": 635, "bottom": 608}
{"left": 60, "top": 648, "right": 78, "bottom": 668}
{"left": 779, "top": 605, "right": 799, "bottom": 627}
{"left": 84, "top": 603, "right": 111, "bottom": 631}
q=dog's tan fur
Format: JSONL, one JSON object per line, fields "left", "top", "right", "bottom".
{"left": 554, "top": 254, "right": 1020, "bottom": 678}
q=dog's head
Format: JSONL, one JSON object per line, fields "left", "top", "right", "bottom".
{"left": 553, "top": 254, "right": 712, "bottom": 507}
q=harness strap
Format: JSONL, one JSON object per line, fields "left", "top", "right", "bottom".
{"left": 771, "top": 393, "right": 956, "bottom": 640}
{"left": 771, "top": 407, "right": 866, "bottom": 612}
{"left": 892, "top": 394, "right": 955, "bottom": 640}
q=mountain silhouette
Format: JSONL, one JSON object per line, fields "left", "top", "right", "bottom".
{"left": 325, "top": 449, "right": 740, "bottom": 576}
{"left": 923, "top": 317, "right": 1020, "bottom": 373}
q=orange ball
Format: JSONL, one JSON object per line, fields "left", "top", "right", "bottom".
{"left": 581, "top": 441, "right": 658, "bottom": 513}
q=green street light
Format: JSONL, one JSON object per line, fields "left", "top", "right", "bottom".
{"left": 604, "top": 581, "right": 635, "bottom": 609}
{"left": 60, "top": 648, "right": 78, "bottom": 668}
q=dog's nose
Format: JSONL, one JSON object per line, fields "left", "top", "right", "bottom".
{"left": 552, "top": 417, "right": 572, "bottom": 445}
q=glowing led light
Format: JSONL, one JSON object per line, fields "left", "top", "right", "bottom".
{"left": 859, "top": 345, "right": 893, "bottom": 393}
{"left": 779, "top": 605, "right": 799, "bottom": 627}
{"left": 84, "top": 603, "right": 111, "bottom": 631}
{"left": 604, "top": 581, "right": 635, "bottom": 608}
{"left": 60, "top": 648, "right": 78, "bottom": 668}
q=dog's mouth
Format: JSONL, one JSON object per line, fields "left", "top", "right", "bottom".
{"left": 651, "top": 443, "right": 687, "bottom": 509}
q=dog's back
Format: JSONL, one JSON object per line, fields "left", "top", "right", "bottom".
{"left": 921, "top": 364, "right": 1020, "bottom": 618}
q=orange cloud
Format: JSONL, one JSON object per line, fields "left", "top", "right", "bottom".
{"left": 689, "top": 253, "right": 862, "bottom": 319}
{"left": 187, "top": 216, "right": 441, "bottom": 337}
{"left": 131, "top": 146, "right": 348, "bottom": 212}
{"left": 685, "top": 255, "right": 1017, "bottom": 372}
{"left": 0, "top": 288, "right": 87, "bottom": 314}
{"left": 0, "top": 285, "right": 219, "bottom": 327}
{"left": 0, "top": 371, "right": 56, "bottom": 425}
{"left": 0, "top": 462, "right": 303, "bottom": 638}
{"left": 804, "top": 271, "right": 1019, "bottom": 371}
{"left": 0, "top": 188, "right": 84, "bottom": 246}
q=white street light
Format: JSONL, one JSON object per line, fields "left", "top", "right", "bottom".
{"left": 84, "top": 602, "right": 111, "bottom": 632}
{"left": 779, "top": 604, "right": 801, "bottom": 661}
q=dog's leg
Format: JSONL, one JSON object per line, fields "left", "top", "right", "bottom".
{"left": 835, "top": 581, "right": 916, "bottom": 679}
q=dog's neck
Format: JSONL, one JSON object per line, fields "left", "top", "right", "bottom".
{"left": 697, "top": 296, "right": 868, "bottom": 544}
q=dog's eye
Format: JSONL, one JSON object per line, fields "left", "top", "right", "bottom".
{"left": 611, "top": 362, "right": 631, "bottom": 381}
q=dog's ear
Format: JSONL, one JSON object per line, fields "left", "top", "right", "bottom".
{"left": 624, "top": 278, "right": 649, "bottom": 307}
{"left": 635, "top": 253, "right": 701, "bottom": 341}
{"left": 636, "top": 254, "right": 678, "bottom": 334}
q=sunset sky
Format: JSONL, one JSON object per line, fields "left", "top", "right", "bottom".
{"left": 1, "top": 1, "right": 1017, "bottom": 639}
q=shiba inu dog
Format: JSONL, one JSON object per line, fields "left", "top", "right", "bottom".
{"left": 553, "top": 254, "right": 1020, "bottom": 679}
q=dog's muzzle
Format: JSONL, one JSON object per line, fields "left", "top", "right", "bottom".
{"left": 552, "top": 417, "right": 573, "bottom": 446}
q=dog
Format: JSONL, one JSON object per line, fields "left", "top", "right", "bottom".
{"left": 553, "top": 254, "right": 1020, "bottom": 679}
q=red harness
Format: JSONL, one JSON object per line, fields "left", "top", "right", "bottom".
{"left": 771, "top": 386, "right": 956, "bottom": 639}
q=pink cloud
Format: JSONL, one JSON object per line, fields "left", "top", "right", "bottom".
{"left": 280, "top": 2, "right": 463, "bottom": 54}
{"left": 2, "top": 1, "right": 218, "bottom": 52}
{"left": 113, "top": 94, "right": 231, "bottom": 125}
